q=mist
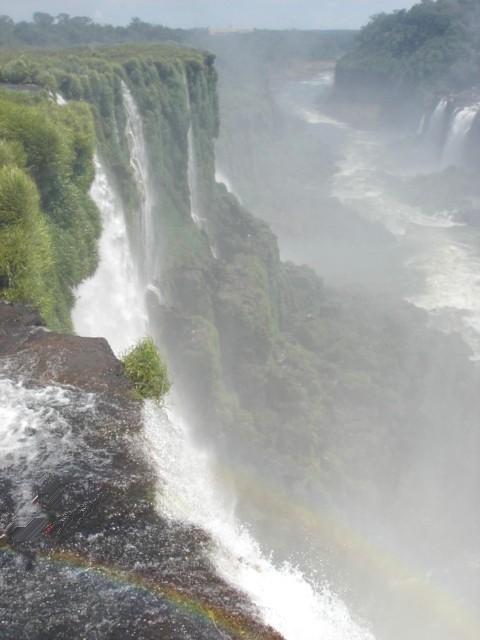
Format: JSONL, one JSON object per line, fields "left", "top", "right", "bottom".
{"left": 0, "top": 5, "right": 479, "bottom": 640}
{"left": 208, "top": 24, "right": 480, "bottom": 640}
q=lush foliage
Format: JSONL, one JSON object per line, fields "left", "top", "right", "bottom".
{"left": 121, "top": 337, "right": 171, "bottom": 400}
{"left": 0, "top": 90, "right": 99, "bottom": 329}
{"left": 0, "top": 44, "right": 219, "bottom": 270}
{"left": 336, "top": 0, "right": 480, "bottom": 99}
{"left": 2, "top": 42, "right": 478, "bottom": 610}
{"left": 0, "top": 13, "right": 355, "bottom": 66}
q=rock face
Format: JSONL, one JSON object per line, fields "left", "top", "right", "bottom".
{"left": 0, "top": 300, "right": 130, "bottom": 394}
{"left": 0, "top": 300, "right": 283, "bottom": 640}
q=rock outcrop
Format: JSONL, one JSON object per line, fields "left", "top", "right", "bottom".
{"left": 0, "top": 300, "right": 283, "bottom": 640}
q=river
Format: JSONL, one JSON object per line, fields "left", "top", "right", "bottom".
{"left": 273, "top": 70, "right": 480, "bottom": 360}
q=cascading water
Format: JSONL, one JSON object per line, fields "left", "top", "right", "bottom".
{"left": 215, "top": 166, "right": 242, "bottom": 202}
{"left": 0, "top": 376, "right": 97, "bottom": 512}
{"left": 72, "top": 155, "right": 148, "bottom": 356}
{"left": 441, "top": 105, "right": 479, "bottom": 168}
{"left": 143, "top": 403, "right": 374, "bottom": 640}
{"left": 70, "top": 89, "right": 375, "bottom": 640}
{"left": 183, "top": 75, "right": 204, "bottom": 230}
{"left": 185, "top": 78, "right": 218, "bottom": 258}
{"left": 422, "top": 98, "right": 448, "bottom": 146}
{"left": 187, "top": 125, "right": 203, "bottom": 229}
{"left": 267, "top": 72, "right": 480, "bottom": 639}
{"left": 328, "top": 107, "right": 480, "bottom": 358}
{"left": 121, "top": 82, "right": 158, "bottom": 284}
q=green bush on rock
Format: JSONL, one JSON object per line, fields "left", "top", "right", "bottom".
{"left": 121, "top": 337, "right": 171, "bottom": 400}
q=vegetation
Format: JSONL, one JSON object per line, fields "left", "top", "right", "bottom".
{"left": 0, "top": 44, "right": 219, "bottom": 269}
{"left": 0, "top": 89, "right": 99, "bottom": 330}
{"left": 121, "top": 337, "right": 171, "bottom": 400}
{"left": 335, "top": 0, "right": 480, "bottom": 102}
{"left": 0, "top": 13, "right": 355, "bottom": 66}
{"left": 1, "top": 40, "right": 478, "bottom": 610}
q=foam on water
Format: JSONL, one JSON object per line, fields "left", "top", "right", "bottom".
{"left": 294, "top": 105, "right": 348, "bottom": 128}
{"left": 332, "top": 135, "right": 457, "bottom": 236}
{"left": 405, "top": 232, "right": 480, "bottom": 355}
{"left": 0, "top": 375, "right": 102, "bottom": 519}
{"left": 143, "top": 401, "right": 374, "bottom": 640}
{"left": 297, "top": 94, "right": 480, "bottom": 358}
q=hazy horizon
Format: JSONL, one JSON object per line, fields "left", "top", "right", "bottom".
{"left": 0, "top": 0, "right": 419, "bottom": 30}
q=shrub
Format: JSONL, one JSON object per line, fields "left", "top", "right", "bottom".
{"left": 121, "top": 337, "right": 171, "bottom": 400}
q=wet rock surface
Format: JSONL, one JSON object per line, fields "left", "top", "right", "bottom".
{"left": 0, "top": 301, "right": 283, "bottom": 640}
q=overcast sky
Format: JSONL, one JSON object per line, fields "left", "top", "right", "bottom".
{"left": 0, "top": 0, "right": 420, "bottom": 30}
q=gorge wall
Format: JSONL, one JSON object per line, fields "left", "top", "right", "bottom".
{"left": 1, "top": 37, "right": 480, "bottom": 640}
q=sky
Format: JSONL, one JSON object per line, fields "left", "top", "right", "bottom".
{"left": 0, "top": 0, "right": 420, "bottom": 30}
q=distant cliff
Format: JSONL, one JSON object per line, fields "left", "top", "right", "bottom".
{"left": 334, "top": 0, "right": 480, "bottom": 126}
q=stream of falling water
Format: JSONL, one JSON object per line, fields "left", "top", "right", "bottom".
{"left": 72, "top": 155, "right": 148, "bottom": 355}
{"left": 71, "top": 89, "right": 375, "bottom": 640}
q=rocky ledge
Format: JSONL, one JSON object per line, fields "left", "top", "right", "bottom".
{"left": 0, "top": 300, "right": 283, "bottom": 640}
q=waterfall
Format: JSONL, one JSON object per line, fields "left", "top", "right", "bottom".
{"left": 185, "top": 78, "right": 218, "bottom": 258}
{"left": 143, "top": 402, "right": 374, "bottom": 640}
{"left": 69, "top": 93, "right": 374, "bottom": 640}
{"left": 183, "top": 73, "right": 203, "bottom": 229}
{"left": 420, "top": 98, "right": 449, "bottom": 159}
{"left": 121, "top": 82, "right": 158, "bottom": 283}
{"left": 425, "top": 98, "right": 448, "bottom": 137}
{"left": 442, "top": 105, "right": 479, "bottom": 167}
{"left": 215, "top": 165, "right": 242, "bottom": 202}
{"left": 187, "top": 124, "right": 203, "bottom": 229}
{"left": 187, "top": 123, "right": 218, "bottom": 258}
{"left": 416, "top": 113, "right": 426, "bottom": 136}
{"left": 72, "top": 155, "right": 148, "bottom": 356}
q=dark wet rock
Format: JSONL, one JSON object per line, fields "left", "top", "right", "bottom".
{"left": 0, "top": 300, "right": 131, "bottom": 396}
{"left": 0, "top": 300, "right": 284, "bottom": 640}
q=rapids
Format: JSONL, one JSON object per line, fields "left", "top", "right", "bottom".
{"left": 273, "top": 71, "right": 480, "bottom": 361}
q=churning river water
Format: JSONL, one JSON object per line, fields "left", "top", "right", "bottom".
{"left": 273, "top": 70, "right": 480, "bottom": 361}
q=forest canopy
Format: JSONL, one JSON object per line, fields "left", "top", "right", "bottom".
{"left": 335, "top": 0, "right": 480, "bottom": 97}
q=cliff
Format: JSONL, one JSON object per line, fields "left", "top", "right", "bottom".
{"left": 2, "top": 41, "right": 480, "bottom": 639}
{"left": 2, "top": 42, "right": 479, "bottom": 565}
{"left": 333, "top": 0, "right": 480, "bottom": 128}
{"left": 0, "top": 300, "right": 282, "bottom": 640}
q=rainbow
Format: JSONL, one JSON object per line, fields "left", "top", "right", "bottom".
{"left": 213, "top": 463, "right": 480, "bottom": 640}
{"left": 0, "top": 542, "right": 279, "bottom": 639}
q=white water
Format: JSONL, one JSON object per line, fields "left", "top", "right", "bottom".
{"left": 215, "top": 167, "right": 234, "bottom": 195}
{"left": 0, "top": 374, "right": 102, "bottom": 522}
{"left": 333, "top": 132, "right": 460, "bottom": 236}
{"left": 187, "top": 124, "right": 204, "bottom": 229}
{"left": 185, "top": 80, "right": 219, "bottom": 257}
{"left": 329, "top": 118, "right": 480, "bottom": 358}
{"left": 442, "top": 105, "right": 479, "bottom": 167}
{"left": 72, "top": 155, "right": 148, "bottom": 356}
{"left": 272, "top": 72, "right": 480, "bottom": 360}
{"left": 422, "top": 98, "right": 448, "bottom": 147}
{"left": 70, "top": 92, "right": 375, "bottom": 639}
{"left": 143, "top": 402, "right": 374, "bottom": 640}
{"left": 122, "top": 82, "right": 158, "bottom": 282}
{"left": 183, "top": 74, "right": 204, "bottom": 230}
